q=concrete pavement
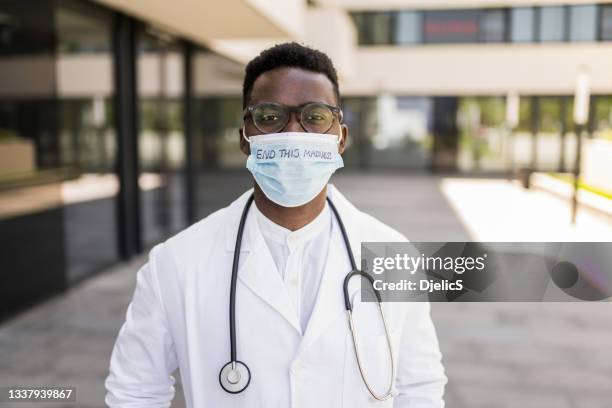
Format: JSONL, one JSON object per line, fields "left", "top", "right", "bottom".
{"left": 1, "top": 173, "right": 611, "bottom": 408}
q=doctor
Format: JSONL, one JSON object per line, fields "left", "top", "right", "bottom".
{"left": 105, "top": 42, "right": 446, "bottom": 407}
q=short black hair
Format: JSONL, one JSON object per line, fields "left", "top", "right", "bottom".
{"left": 242, "top": 42, "right": 340, "bottom": 108}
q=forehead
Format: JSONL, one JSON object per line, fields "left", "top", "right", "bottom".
{"left": 249, "top": 67, "right": 337, "bottom": 106}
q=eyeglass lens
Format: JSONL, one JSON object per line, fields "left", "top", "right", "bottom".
{"left": 251, "top": 103, "right": 335, "bottom": 134}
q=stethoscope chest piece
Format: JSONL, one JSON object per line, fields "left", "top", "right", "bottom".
{"left": 219, "top": 361, "right": 251, "bottom": 394}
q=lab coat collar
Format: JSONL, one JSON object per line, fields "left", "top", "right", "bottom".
{"left": 223, "top": 184, "right": 359, "bottom": 254}
{"left": 253, "top": 200, "right": 331, "bottom": 251}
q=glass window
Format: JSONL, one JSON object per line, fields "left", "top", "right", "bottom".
{"left": 539, "top": 6, "right": 566, "bottom": 42}
{"left": 480, "top": 9, "right": 506, "bottom": 42}
{"left": 350, "top": 13, "right": 367, "bottom": 44}
{"left": 351, "top": 12, "right": 393, "bottom": 45}
{"left": 0, "top": 0, "right": 56, "bottom": 56}
{"left": 511, "top": 7, "right": 535, "bottom": 42}
{"left": 457, "top": 97, "right": 507, "bottom": 172}
{"left": 537, "top": 97, "right": 565, "bottom": 170}
{"left": 514, "top": 96, "right": 532, "bottom": 133}
{"left": 55, "top": 0, "right": 118, "bottom": 282}
{"left": 569, "top": 5, "right": 597, "bottom": 42}
{"left": 0, "top": 0, "right": 119, "bottom": 317}
{"left": 593, "top": 97, "right": 612, "bottom": 140}
{"left": 395, "top": 11, "right": 422, "bottom": 44}
{"left": 343, "top": 96, "right": 432, "bottom": 169}
{"left": 56, "top": 1, "right": 112, "bottom": 53}
{"left": 600, "top": 5, "right": 612, "bottom": 41}
{"left": 339, "top": 97, "right": 380, "bottom": 169}
{"left": 369, "top": 12, "right": 394, "bottom": 45}
{"left": 192, "top": 49, "right": 251, "bottom": 218}
{"left": 424, "top": 10, "right": 480, "bottom": 43}
{"left": 137, "top": 30, "right": 187, "bottom": 246}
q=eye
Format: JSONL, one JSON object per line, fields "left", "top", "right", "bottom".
{"left": 259, "top": 113, "right": 279, "bottom": 122}
{"left": 254, "top": 105, "right": 284, "bottom": 124}
{"left": 306, "top": 112, "right": 326, "bottom": 121}
{"left": 304, "top": 104, "right": 333, "bottom": 123}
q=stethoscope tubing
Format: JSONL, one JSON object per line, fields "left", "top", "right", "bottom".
{"left": 229, "top": 194, "right": 255, "bottom": 363}
{"left": 223, "top": 193, "right": 395, "bottom": 400}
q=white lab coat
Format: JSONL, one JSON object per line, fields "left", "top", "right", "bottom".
{"left": 105, "top": 184, "right": 446, "bottom": 407}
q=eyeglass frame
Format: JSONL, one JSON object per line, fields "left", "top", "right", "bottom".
{"left": 242, "top": 101, "right": 344, "bottom": 135}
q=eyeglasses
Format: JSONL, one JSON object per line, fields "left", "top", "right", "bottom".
{"left": 243, "top": 102, "right": 343, "bottom": 135}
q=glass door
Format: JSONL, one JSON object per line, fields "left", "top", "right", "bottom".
{"left": 137, "top": 29, "right": 186, "bottom": 247}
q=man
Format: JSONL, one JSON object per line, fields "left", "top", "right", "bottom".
{"left": 105, "top": 42, "right": 446, "bottom": 407}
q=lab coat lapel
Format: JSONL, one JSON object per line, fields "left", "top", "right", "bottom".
{"left": 225, "top": 192, "right": 302, "bottom": 334}
{"left": 297, "top": 184, "right": 361, "bottom": 354}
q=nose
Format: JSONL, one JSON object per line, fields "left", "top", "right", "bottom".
{"left": 282, "top": 111, "right": 304, "bottom": 133}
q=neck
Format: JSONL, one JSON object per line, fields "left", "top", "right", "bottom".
{"left": 253, "top": 184, "right": 327, "bottom": 231}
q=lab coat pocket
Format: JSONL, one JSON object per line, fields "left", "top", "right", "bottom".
{"left": 342, "top": 328, "right": 400, "bottom": 407}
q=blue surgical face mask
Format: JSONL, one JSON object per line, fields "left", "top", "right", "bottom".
{"left": 243, "top": 127, "right": 344, "bottom": 208}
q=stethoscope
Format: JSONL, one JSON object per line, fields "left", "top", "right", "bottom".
{"left": 219, "top": 193, "right": 396, "bottom": 401}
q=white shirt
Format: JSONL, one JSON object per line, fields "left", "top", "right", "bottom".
{"left": 253, "top": 201, "right": 332, "bottom": 334}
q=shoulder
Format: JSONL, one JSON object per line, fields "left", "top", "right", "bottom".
{"left": 164, "top": 205, "right": 229, "bottom": 260}
{"left": 143, "top": 206, "right": 228, "bottom": 297}
{"left": 149, "top": 189, "right": 253, "bottom": 282}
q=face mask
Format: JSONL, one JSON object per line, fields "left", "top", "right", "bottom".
{"left": 243, "top": 128, "right": 344, "bottom": 208}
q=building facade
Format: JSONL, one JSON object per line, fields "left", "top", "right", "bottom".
{"left": 338, "top": 1, "right": 612, "bottom": 173}
{"left": 1, "top": 0, "right": 611, "bottom": 318}
{"left": 0, "top": 0, "right": 299, "bottom": 319}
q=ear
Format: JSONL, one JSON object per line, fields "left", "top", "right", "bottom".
{"left": 239, "top": 127, "right": 250, "bottom": 156}
{"left": 338, "top": 123, "right": 349, "bottom": 154}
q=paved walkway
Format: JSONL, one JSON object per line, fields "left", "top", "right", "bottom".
{"left": 1, "top": 174, "right": 611, "bottom": 408}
